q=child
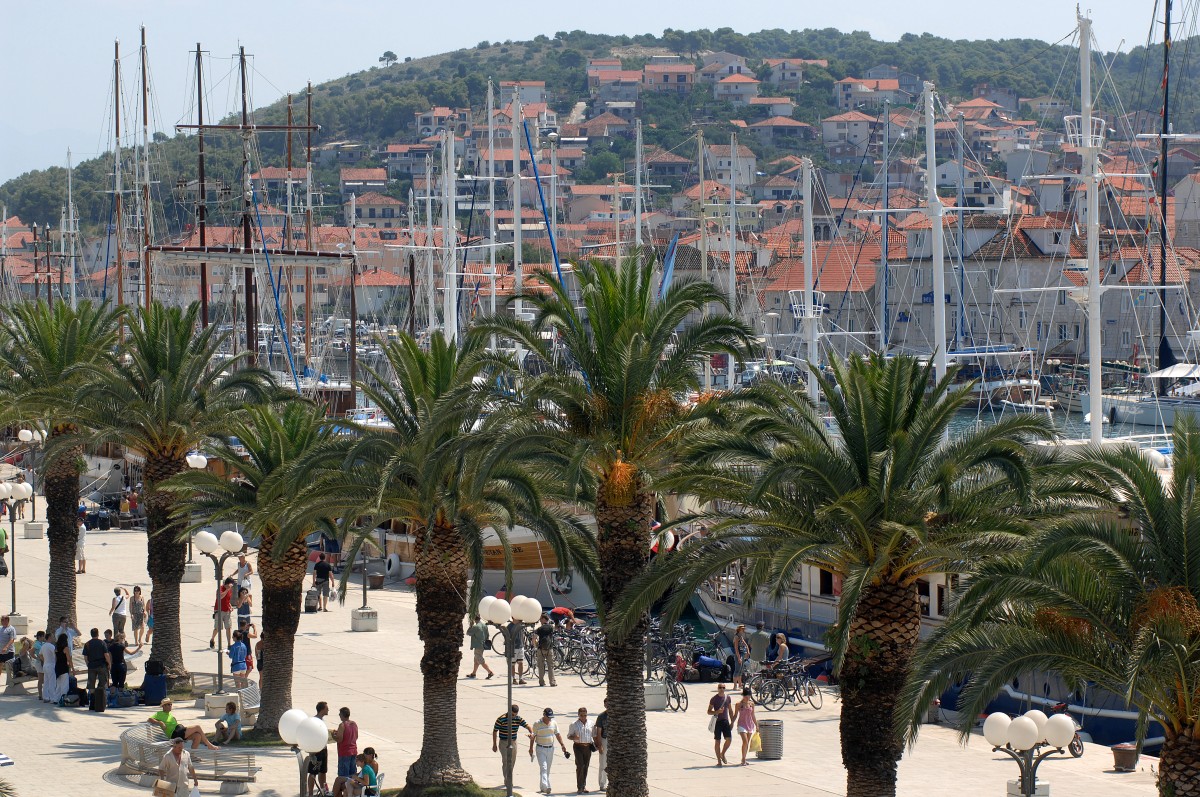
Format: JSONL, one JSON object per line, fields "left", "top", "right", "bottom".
{"left": 215, "top": 701, "right": 242, "bottom": 744}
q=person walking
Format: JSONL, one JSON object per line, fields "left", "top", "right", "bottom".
{"left": 236, "top": 553, "right": 254, "bottom": 592}
{"left": 82, "top": 627, "right": 110, "bottom": 693}
{"left": 567, "top": 706, "right": 595, "bottom": 794}
{"left": 0, "top": 520, "right": 8, "bottom": 577}
{"left": 748, "top": 622, "right": 770, "bottom": 675}
{"left": 109, "top": 586, "right": 130, "bottom": 635}
{"left": 227, "top": 630, "right": 249, "bottom": 685}
{"left": 313, "top": 553, "right": 333, "bottom": 612}
{"left": 0, "top": 614, "right": 15, "bottom": 664}
{"left": 733, "top": 687, "right": 758, "bottom": 765}
{"left": 159, "top": 737, "right": 199, "bottom": 796}
{"left": 529, "top": 707, "right": 568, "bottom": 795}
{"left": 332, "top": 706, "right": 359, "bottom": 794}
{"left": 145, "top": 592, "right": 155, "bottom": 643}
{"left": 209, "top": 577, "right": 234, "bottom": 649}
{"left": 129, "top": 586, "right": 146, "bottom": 648}
{"left": 594, "top": 699, "right": 609, "bottom": 792}
{"left": 534, "top": 613, "right": 557, "bottom": 687}
{"left": 707, "top": 683, "right": 734, "bottom": 766}
{"left": 52, "top": 632, "right": 73, "bottom": 703}
{"left": 465, "top": 615, "right": 494, "bottom": 679}
{"left": 108, "top": 632, "right": 129, "bottom": 689}
{"left": 75, "top": 518, "right": 87, "bottom": 574}
{"left": 235, "top": 587, "right": 254, "bottom": 636}
{"left": 492, "top": 703, "right": 530, "bottom": 792}
{"left": 731, "top": 625, "right": 750, "bottom": 688}
{"left": 306, "top": 702, "right": 331, "bottom": 797}
{"left": 506, "top": 618, "right": 527, "bottom": 685}
{"left": 39, "top": 632, "right": 59, "bottom": 703}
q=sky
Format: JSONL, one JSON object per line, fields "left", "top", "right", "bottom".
{"left": 0, "top": 0, "right": 1161, "bottom": 184}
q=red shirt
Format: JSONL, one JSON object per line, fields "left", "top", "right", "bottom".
{"left": 215, "top": 585, "right": 233, "bottom": 613}
{"left": 337, "top": 721, "right": 358, "bottom": 756}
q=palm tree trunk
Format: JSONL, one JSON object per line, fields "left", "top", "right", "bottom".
{"left": 838, "top": 580, "right": 921, "bottom": 797}
{"left": 255, "top": 534, "right": 308, "bottom": 733}
{"left": 405, "top": 519, "right": 473, "bottom": 790}
{"left": 43, "top": 441, "right": 82, "bottom": 633}
{"left": 596, "top": 477, "right": 654, "bottom": 797}
{"left": 144, "top": 455, "right": 188, "bottom": 684}
{"left": 1159, "top": 729, "right": 1200, "bottom": 796}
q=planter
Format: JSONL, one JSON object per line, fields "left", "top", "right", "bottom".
{"left": 1111, "top": 743, "right": 1138, "bottom": 772}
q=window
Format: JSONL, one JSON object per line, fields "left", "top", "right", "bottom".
{"left": 1121, "top": 329, "right": 1131, "bottom": 347}
{"left": 315, "top": 267, "right": 327, "bottom": 277}
{"left": 1053, "top": 231, "right": 1063, "bottom": 245}
{"left": 1074, "top": 324, "right": 1081, "bottom": 339}
{"left": 988, "top": 268, "right": 998, "bottom": 287}
{"left": 1036, "top": 321, "right": 1043, "bottom": 341}
{"left": 818, "top": 569, "right": 835, "bottom": 596}
{"left": 1058, "top": 324, "right": 1068, "bottom": 341}
{"left": 914, "top": 267, "right": 923, "bottom": 287}
{"left": 662, "top": 75, "right": 668, "bottom": 83}
{"left": 1121, "top": 293, "right": 1130, "bottom": 312}
{"left": 1058, "top": 290, "right": 1066, "bottom": 305}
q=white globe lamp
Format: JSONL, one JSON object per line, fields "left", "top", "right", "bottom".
{"left": 1006, "top": 715, "right": 1040, "bottom": 752}
{"left": 296, "top": 716, "right": 330, "bottom": 753}
{"left": 15, "top": 483, "right": 32, "bottom": 500}
{"left": 0, "top": 484, "right": 11, "bottom": 501}
{"left": 478, "top": 596, "right": 496, "bottom": 622}
{"left": 488, "top": 598, "right": 512, "bottom": 625}
{"left": 982, "top": 712, "right": 1012, "bottom": 748}
{"left": 186, "top": 453, "right": 208, "bottom": 470}
{"left": 1043, "top": 713, "right": 1076, "bottom": 749}
{"left": 1024, "top": 709, "right": 1049, "bottom": 741}
{"left": 194, "top": 530, "right": 219, "bottom": 555}
{"left": 219, "top": 530, "right": 244, "bottom": 554}
{"left": 278, "top": 708, "right": 307, "bottom": 745}
{"left": 17, "top": 429, "right": 32, "bottom": 443}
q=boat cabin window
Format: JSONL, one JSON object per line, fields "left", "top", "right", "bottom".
{"left": 917, "top": 580, "right": 931, "bottom": 617}
{"left": 818, "top": 569, "right": 840, "bottom": 597}
{"left": 937, "top": 584, "right": 946, "bottom": 616}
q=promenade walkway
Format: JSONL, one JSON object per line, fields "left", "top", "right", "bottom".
{"left": 0, "top": 504, "right": 1159, "bottom": 796}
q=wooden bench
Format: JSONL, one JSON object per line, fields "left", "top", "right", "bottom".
{"left": 2, "top": 659, "right": 37, "bottom": 694}
{"left": 118, "top": 725, "right": 261, "bottom": 795}
{"left": 236, "top": 683, "right": 260, "bottom": 728}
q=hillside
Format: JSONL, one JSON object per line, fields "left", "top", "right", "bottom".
{"left": 0, "top": 26, "right": 1189, "bottom": 233}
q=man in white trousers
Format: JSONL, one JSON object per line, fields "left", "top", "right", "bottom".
{"left": 529, "top": 707, "right": 569, "bottom": 795}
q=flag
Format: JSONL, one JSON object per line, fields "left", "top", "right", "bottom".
{"left": 658, "top": 233, "right": 680, "bottom": 300}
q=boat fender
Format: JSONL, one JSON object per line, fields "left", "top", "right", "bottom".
{"left": 385, "top": 553, "right": 402, "bottom": 578}
{"left": 1143, "top": 448, "right": 1169, "bottom": 469}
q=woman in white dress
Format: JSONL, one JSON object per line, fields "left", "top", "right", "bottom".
{"left": 40, "top": 634, "right": 58, "bottom": 703}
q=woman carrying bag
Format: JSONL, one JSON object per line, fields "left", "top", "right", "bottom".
{"left": 733, "top": 687, "right": 758, "bottom": 766}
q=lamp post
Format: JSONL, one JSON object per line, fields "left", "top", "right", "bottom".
{"left": 17, "top": 429, "right": 42, "bottom": 521}
{"left": 982, "top": 709, "right": 1078, "bottom": 797}
{"left": 280, "top": 707, "right": 329, "bottom": 796}
{"left": 184, "top": 453, "right": 207, "bottom": 565}
{"left": 194, "top": 526, "right": 244, "bottom": 694}
{"left": 478, "top": 593, "right": 542, "bottom": 797}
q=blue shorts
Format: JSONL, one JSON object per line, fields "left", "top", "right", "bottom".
{"left": 337, "top": 755, "right": 356, "bottom": 777}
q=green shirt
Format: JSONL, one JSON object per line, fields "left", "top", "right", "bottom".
{"left": 493, "top": 713, "right": 529, "bottom": 741}
{"left": 468, "top": 622, "right": 488, "bottom": 651}
{"left": 0, "top": 527, "right": 6, "bottom": 548}
{"left": 151, "top": 710, "right": 178, "bottom": 737}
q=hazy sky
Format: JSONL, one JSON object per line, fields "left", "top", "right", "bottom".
{"left": 0, "top": 1, "right": 1159, "bottom": 184}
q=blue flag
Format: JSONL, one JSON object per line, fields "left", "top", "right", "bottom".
{"left": 658, "top": 233, "right": 680, "bottom": 300}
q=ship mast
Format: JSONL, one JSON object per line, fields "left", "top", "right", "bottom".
{"left": 1157, "top": 0, "right": 1174, "bottom": 371}
{"left": 305, "top": 82, "right": 314, "bottom": 366}
{"left": 140, "top": 26, "right": 153, "bottom": 310}
{"left": 196, "top": 44, "right": 208, "bottom": 326}
{"left": 238, "top": 46, "right": 258, "bottom": 363}
{"left": 114, "top": 40, "right": 125, "bottom": 322}
{"left": 924, "top": 82, "right": 949, "bottom": 393}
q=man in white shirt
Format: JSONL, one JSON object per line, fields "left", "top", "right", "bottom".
{"left": 567, "top": 706, "right": 595, "bottom": 794}
{"left": 528, "top": 707, "right": 568, "bottom": 795}
{"left": 0, "top": 615, "right": 16, "bottom": 664}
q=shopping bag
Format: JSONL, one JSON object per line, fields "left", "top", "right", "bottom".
{"left": 189, "top": 787, "right": 201, "bottom": 797}
{"left": 707, "top": 715, "right": 717, "bottom": 733}
{"left": 749, "top": 731, "right": 762, "bottom": 752}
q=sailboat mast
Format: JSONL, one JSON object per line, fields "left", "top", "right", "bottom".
{"left": 635, "top": 119, "right": 643, "bottom": 249}
{"left": 487, "top": 80, "right": 497, "bottom": 349}
{"left": 727, "top": 133, "right": 738, "bottom": 389}
{"left": 956, "top": 113, "right": 965, "bottom": 350}
{"left": 924, "top": 82, "right": 948, "bottom": 387}
{"left": 68, "top": 150, "right": 77, "bottom": 309}
{"left": 239, "top": 46, "right": 258, "bottom": 363}
{"left": 114, "top": 40, "right": 124, "bottom": 317}
{"left": 442, "top": 128, "right": 458, "bottom": 342}
{"left": 511, "top": 90, "right": 523, "bottom": 323}
{"left": 424, "top": 155, "right": 436, "bottom": 325}
{"left": 140, "top": 26, "right": 152, "bottom": 310}
{"left": 196, "top": 44, "right": 209, "bottom": 327}
{"left": 1080, "top": 13, "right": 1103, "bottom": 445}
{"left": 880, "top": 101, "right": 889, "bottom": 351}
{"left": 285, "top": 94, "right": 295, "bottom": 336}
{"left": 699, "top": 130, "right": 709, "bottom": 389}
{"left": 305, "top": 82, "right": 313, "bottom": 364}
{"left": 1158, "top": 0, "right": 1173, "bottom": 368}
{"left": 802, "top": 157, "right": 818, "bottom": 402}
{"left": 349, "top": 194, "right": 358, "bottom": 409}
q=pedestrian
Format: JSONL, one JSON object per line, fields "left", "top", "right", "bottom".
{"left": 707, "top": 682, "right": 733, "bottom": 766}
{"left": 320, "top": 532, "right": 341, "bottom": 569}
{"left": 129, "top": 586, "right": 146, "bottom": 647}
{"left": 227, "top": 630, "right": 249, "bottom": 685}
{"left": 306, "top": 701, "right": 331, "bottom": 797}
{"left": 108, "top": 631, "right": 129, "bottom": 688}
{"left": 594, "top": 698, "right": 609, "bottom": 792}
{"left": 534, "top": 613, "right": 557, "bottom": 687}
{"left": 0, "top": 520, "right": 8, "bottom": 577}
{"left": 567, "top": 706, "right": 595, "bottom": 794}
{"left": 52, "top": 632, "right": 73, "bottom": 702}
{"left": 31, "top": 630, "right": 46, "bottom": 696}
{"left": 734, "top": 686, "right": 758, "bottom": 765}
{"left": 110, "top": 586, "right": 130, "bottom": 635}
{"left": 236, "top": 552, "right": 253, "bottom": 592}
{"left": 731, "top": 624, "right": 750, "bottom": 688}
{"left": 236, "top": 587, "right": 254, "bottom": 635}
{"left": 313, "top": 552, "right": 333, "bottom": 612}
{"left": 53, "top": 616, "right": 81, "bottom": 650}
{"left": 0, "top": 615, "right": 15, "bottom": 664}
{"left": 145, "top": 592, "right": 155, "bottom": 643}
{"left": 332, "top": 706, "right": 359, "bottom": 795}
{"left": 748, "top": 622, "right": 770, "bottom": 674}
{"left": 492, "top": 703, "right": 530, "bottom": 792}
{"left": 209, "top": 577, "right": 234, "bottom": 648}
{"left": 465, "top": 614, "right": 494, "bottom": 679}
{"left": 75, "top": 518, "right": 87, "bottom": 574}
{"left": 528, "top": 707, "right": 568, "bottom": 795}
{"left": 772, "top": 633, "right": 790, "bottom": 668}
{"left": 39, "top": 632, "right": 59, "bottom": 703}
{"left": 15, "top": 474, "right": 26, "bottom": 520}
{"left": 506, "top": 618, "right": 527, "bottom": 685}
{"left": 82, "top": 627, "right": 110, "bottom": 693}
{"left": 159, "top": 737, "right": 199, "bottom": 796}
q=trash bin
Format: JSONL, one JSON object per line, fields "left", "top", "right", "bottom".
{"left": 1112, "top": 743, "right": 1138, "bottom": 772}
{"left": 756, "top": 718, "right": 783, "bottom": 760}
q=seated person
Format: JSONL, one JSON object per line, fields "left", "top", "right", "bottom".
{"left": 148, "top": 698, "right": 219, "bottom": 750}
{"left": 215, "top": 701, "right": 242, "bottom": 744}
{"left": 350, "top": 752, "right": 379, "bottom": 797}
{"left": 10, "top": 637, "right": 36, "bottom": 677}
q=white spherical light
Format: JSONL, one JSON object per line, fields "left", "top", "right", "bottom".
{"left": 519, "top": 597, "right": 543, "bottom": 623}
{"left": 1006, "top": 716, "right": 1040, "bottom": 751}
{"left": 17, "top": 429, "right": 32, "bottom": 443}
{"left": 219, "top": 530, "right": 244, "bottom": 553}
{"left": 1043, "top": 713, "right": 1076, "bottom": 749}
{"left": 278, "top": 708, "right": 307, "bottom": 745}
{"left": 510, "top": 596, "right": 532, "bottom": 623}
{"left": 478, "top": 596, "right": 496, "bottom": 622}
{"left": 982, "top": 712, "right": 1012, "bottom": 748}
{"left": 194, "top": 530, "right": 219, "bottom": 555}
{"left": 488, "top": 598, "right": 512, "bottom": 625}
{"left": 1024, "top": 709, "right": 1049, "bottom": 741}
{"left": 296, "top": 716, "right": 330, "bottom": 753}
{"left": 0, "top": 485, "right": 11, "bottom": 501}
{"left": 16, "top": 483, "right": 32, "bottom": 500}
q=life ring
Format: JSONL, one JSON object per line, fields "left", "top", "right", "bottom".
{"left": 385, "top": 554, "right": 402, "bottom": 578}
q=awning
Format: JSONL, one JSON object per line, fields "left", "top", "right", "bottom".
{"left": 1146, "top": 363, "right": 1200, "bottom": 380}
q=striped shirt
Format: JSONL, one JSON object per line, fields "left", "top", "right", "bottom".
{"left": 532, "top": 719, "right": 559, "bottom": 746}
{"left": 493, "top": 713, "right": 529, "bottom": 741}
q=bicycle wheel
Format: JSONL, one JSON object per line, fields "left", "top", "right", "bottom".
{"left": 580, "top": 659, "right": 607, "bottom": 687}
{"left": 676, "top": 681, "right": 688, "bottom": 712}
{"left": 490, "top": 630, "right": 506, "bottom": 653}
{"left": 665, "top": 680, "right": 681, "bottom": 711}
{"left": 760, "top": 679, "right": 786, "bottom": 711}
{"left": 803, "top": 679, "right": 824, "bottom": 710}
{"left": 750, "top": 676, "right": 773, "bottom": 705}
{"left": 1069, "top": 735, "right": 1084, "bottom": 758}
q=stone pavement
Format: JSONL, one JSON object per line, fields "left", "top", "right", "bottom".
{"left": 0, "top": 503, "right": 1161, "bottom": 797}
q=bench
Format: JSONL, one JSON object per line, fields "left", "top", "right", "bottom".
{"left": 118, "top": 725, "right": 261, "bottom": 795}
{"left": 236, "top": 683, "right": 260, "bottom": 728}
{"left": 2, "top": 659, "right": 37, "bottom": 694}
{"left": 189, "top": 672, "right": 231, "bottom": 698}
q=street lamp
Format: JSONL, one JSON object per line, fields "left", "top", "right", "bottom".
{"left": 194, "top": 527, "right": 244, "bottom": 694}
{"left": 478, "top": 593, "right": 542, "bottom": 797}
{"left": 185, "top": 453, "right": 208, "bottom": 563}
{"left": 17, "top": 429, "right": 42, "bottom": 521}
{"left": 983, "top": 709, "right": 1077, "bottom": 797}
{"left": 280, "top": 707, "right": 330, "bottom": 795}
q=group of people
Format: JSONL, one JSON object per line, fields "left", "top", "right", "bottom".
{"left": 467, "top": 610, "right": 587, "bottom": 687}
{"left": 210, "top": 555, "right": 265, "bottom": 686}
{"left": 707, "top": 683, "right": 759, "bottom": 766}
{"left": 492, "top": 699, "right": 609, "bottom": 794}
{"left": 304, "top": 704, "right": 379, "bottom": 797}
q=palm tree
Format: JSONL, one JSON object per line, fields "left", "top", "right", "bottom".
{"left": 901, "top": 416, "right": 1200, "bottom": 797}
{"left": 71, "top": 302, "right": 276, "bottom": 682}
{"left": 615, "top": 353, "right": 1057, "bottom": 797}
{"left": 477, "top": 254, "right": 757, "bottom": 797}
{"left": 164, "top": 400, "right": 336, "bottom": 732}
{"left": 286, "top": 330, "right": 593, "bottom": 789}
{"left": 0, "top": 300, "right": 120, "bottom": 632}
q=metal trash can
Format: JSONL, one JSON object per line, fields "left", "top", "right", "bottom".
{"left": 756, "top": 718, "right": 783, "bottom": 760}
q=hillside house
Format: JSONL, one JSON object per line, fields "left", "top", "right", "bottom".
{"left": 750, "top": 116, "right": 813, "bottom": 145}
{"left": 249, "top": 167, "right": 310, "bottom": 205}
{"left": 567, "top": 183, "right": 635, "bottom": 223}
{"left": 382, "top": 143, "right": 435, "bottom": 178}
{"left": 340, "top": 168, "right": 388, "bottom": 201}
{"left": 864, "top": 64, "right": 921, "bottom": 97}
{"left": 704, "top": 143, "right": 757, "bottom": 187}
{"left": 748, "top": 97, "right": 796, "bottom": 117}
{"left": 500, "top": 80, "right": 546, "bottom": 105}
{"left": 345, "top": 191, "right": 404, "bottom": 228}
{"left": 834, "top": 78, "right": 912, "bottom": 111}
{"left": 762, "top": 58, "right": 808, "bottom": 92}
{"left": 699, "top": 52, "right": 750, "bottom": 84}
{"left": 316, "top": 141, "right": 367, "bottom": 166}
{"left": 821, "top": 111, "right": 876, "bottom": 157}
{"left": 714, "top": 74, "right": 760, "bottom": 106}
{"left": 643, "top": 63, "right": 695, "bottom": 94}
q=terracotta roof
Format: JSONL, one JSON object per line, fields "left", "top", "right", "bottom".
{"left": 706, "top": 144, "right": 755, "bottom": 158}
{"left": 750, "top": 116, "right": 811, "bottom": 129}
{"left": 643, "top": 64, "right": 696, "bottom": 74}
{"left": 340, "top": 168, "right": 388, "bottom": 182}
{"left": 749, "top": 97, "right": 793, "bottom": 105}
{"left": 251, "top": 166, "right": 309, "bottom": 181}
{"left": 346, "top": 192, "right": 404, "bottom": 206}
{"left": 570, "top": 183, "right": 635, "bottom": 196}
{"left": 823, "top": 111, "right": 876, "bottom": 123}
{"left": 718, "top": 73, "right": 760, "bottom": 84}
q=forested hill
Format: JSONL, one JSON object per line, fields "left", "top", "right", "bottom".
{"left": 0, "top": 26, "right": 1191, "bottom": 231}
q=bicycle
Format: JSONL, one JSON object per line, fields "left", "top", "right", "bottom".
{"left": 757, "top": 667, "right": 823, "bottom": 711}
{"left": 663, "top": 675, "right": 689, "bottom": 712}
